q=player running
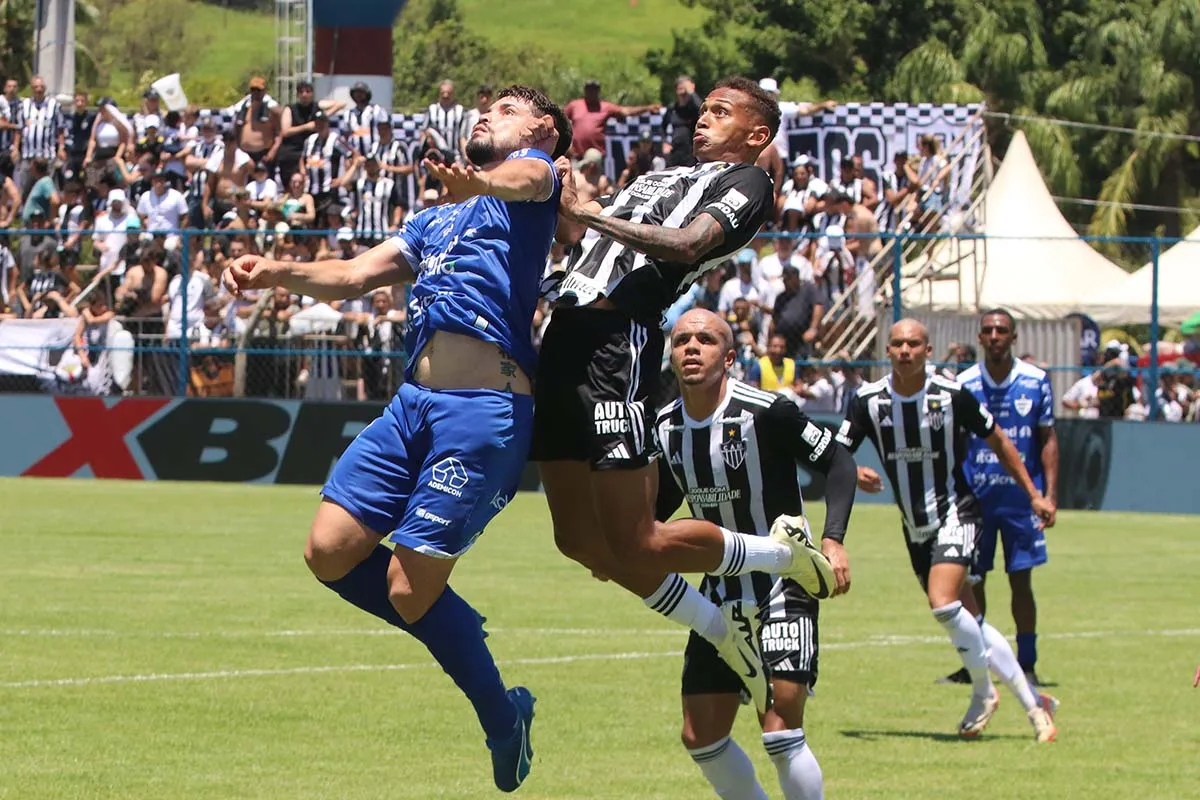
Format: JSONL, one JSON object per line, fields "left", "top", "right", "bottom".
{"left": 222, "top": 85, "right": 570, "bottom": 793}
{"left": 943, "top": 309, "right": 1057, "bottom": 687}
{"left": 538, "top": 76, "right": 834, "bottom": 714}
{"left": 841, "top": 319, "right": 1058, "bottom": 742}
{"left": 655, "top": 309, "right": 857, "bottom": 800}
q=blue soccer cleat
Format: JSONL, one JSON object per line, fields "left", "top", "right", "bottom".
{"left": 487, "top": 687, "right": 535, "bottom": 792}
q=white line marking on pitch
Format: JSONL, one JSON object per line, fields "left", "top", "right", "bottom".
{"left": 2, "top": 628, "right": 1198, "bottom": 690}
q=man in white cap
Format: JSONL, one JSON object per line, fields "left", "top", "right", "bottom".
{"left": 575, "top": 147, "right": 613, "bottom": 203}
{"left": 93, "top": 189, "right": 137, "bottom": 278}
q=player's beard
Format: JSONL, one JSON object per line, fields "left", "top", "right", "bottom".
{"left": 466, "top": 135, "right": 496, "bottom": 167}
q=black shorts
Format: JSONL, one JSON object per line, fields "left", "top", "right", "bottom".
{"left": 904, "top": 520, "right": 981, "bottom": 588}
{"left": 682, "top": 582, "right": 819, "bottom": 695}
{"left": 530, "top": 305, "right": 663, "bottom": 470}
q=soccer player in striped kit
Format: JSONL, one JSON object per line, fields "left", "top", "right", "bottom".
{"left": 655, "top": 309, "right": 858, "bottom": 799}
{"left": 841, "top": 319, "right": 1058, "bottom": 742}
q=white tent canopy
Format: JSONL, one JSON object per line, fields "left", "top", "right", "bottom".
{"left": 902, "top": 131, "right": 1131, "bottom": 320}
{"left": 1081, "top": 226, "right": 1200, "bottom": 326}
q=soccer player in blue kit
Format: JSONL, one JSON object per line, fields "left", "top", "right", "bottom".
{"left": 222, "top": 85, "right": 570, "bottom": 793}
{"left": 956, "top": 308, "right": 1058, "bottom": 687}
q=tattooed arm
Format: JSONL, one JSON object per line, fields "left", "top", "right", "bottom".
{"left": 562, "top": 205, "right": 726, "bottom": 264}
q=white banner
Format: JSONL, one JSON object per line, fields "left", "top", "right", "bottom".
{"left": 0, "top": 318, "right": 77, "bottom": 376}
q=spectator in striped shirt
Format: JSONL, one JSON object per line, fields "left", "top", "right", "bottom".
{"left": 424, "top": 80, "right": 465, "bottom": 163}
{"left": 0, "top": 79, "right": 18, "bottom": 156}
{"left": 341, "top": 82, "right": 387, "bottom": 158}
{"left": 343, "top": 148, "right": 401, "bottom": 247}
{"left": 13, "top": 76, "right": 65, "bottom": 197}
{"left": 375, "top": 115, "right": 414, "bottom": 211}
{"left": 302, "top": 111, "right": 352, "bottom": 218}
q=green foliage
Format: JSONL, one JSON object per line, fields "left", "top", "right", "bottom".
{"left": 392, "top": 0, "right": 661, "bottom": 109}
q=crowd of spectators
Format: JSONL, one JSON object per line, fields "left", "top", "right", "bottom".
{"left": 0, "top": 72, "right": 1195, "bottom": 420}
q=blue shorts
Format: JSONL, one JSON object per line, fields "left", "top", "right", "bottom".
{"left": 974, "top": 509, "right": 1047, "bottom": 575}
{"left": 322, "top": 382, "right": 533, "bottom": 559}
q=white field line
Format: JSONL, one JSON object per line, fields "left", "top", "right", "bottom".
{"left": 2, "top": 627, "right": 1198, "bottom": 690}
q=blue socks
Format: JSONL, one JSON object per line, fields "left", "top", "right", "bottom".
{"left": 320, "top": 545, "right": 517, "bottom": 741}
{"left": 407, "top": 586, "right": 518, "bottom": 741}
{"left": 1016, "top": 632, "right": 1038, "bottom": 671}
{"left": 321, "top": 544, "right": 411, "bottom": 630}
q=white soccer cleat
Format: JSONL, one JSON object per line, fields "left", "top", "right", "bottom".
{"left": 1029, "top": 706, "right": 1057, "bottom": 743}
{"left": 958, "top": 686, "right": 1000, "bottom": 738}
{"left": 769, "top": 514, "right": 835, "bottom": 599}
{"left": 714, "top": 600, "right": 772, "bottom": 715}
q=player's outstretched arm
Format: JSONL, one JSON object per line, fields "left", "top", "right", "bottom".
{"left": 221, "top": 241, "right": 416, "bottom": 302}
{"left": 984, "top": 428, "right": 1056, "bottom": 526}
{"left": 425, "top": 156, "right": 554, "bottom": 203}
{"left": 562, "top": 196, "right": 725, "bottom": 264}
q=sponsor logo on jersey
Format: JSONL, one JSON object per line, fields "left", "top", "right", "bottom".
{"left": 720, "top": 423, "right": 746, "bottom": 469}
{"left": 428, "top": 456, "right": 469, "bottom": 497}
{"left": 594, "top": 401, "right": 632, "bottom": 435}
{"left": 1014, "top": 394, "right": 1033, "bottom": 417}
{"left": 669, "top": 449, "right": 683, "bottom": 466}
{"left": 801, "top": 422, "right": 823, "bottom": 448}
{"left": 489, "top": 490, "right": 510, "bottom": 512}
{"left": 687, "top": 485, "right": 742, "bottom": 506}
{"left": 415, "top": 507, "right": 452, "bottom": 526}
{"left": 887, "top": 447, "right": 941, "bottom": 463}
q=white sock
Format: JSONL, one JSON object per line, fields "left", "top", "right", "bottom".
{"left": 763, "top": 728, "right": 824, "bottom": 800}
{"left": 932, "top": 601, "right": 993, "bottom": 697}
{"left": 687, "top": 736, "right": 769, "bottom": 800}
{"left": 644, "top": 574, "right": 726, "bottom": 642}
{"left": 717, "top": 527, "right": 793, "bottom": 576}
{"left": 980, "top": 620, "right": 1039, "bottom": 712}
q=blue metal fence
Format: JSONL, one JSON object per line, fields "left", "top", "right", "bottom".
{"left": 1, "top": 227, "right": 1196, "bottom": 418}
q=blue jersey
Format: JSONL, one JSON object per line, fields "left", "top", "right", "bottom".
{"left": 959, "top": 360, "right": 1054, "bottom": 510}
{"left": 392, "top": 148, "right": 559, "bottom": 382}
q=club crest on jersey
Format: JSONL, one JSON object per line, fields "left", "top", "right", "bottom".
{"left": 720, "top": 423, "right": 746, "bottom": 470}
{"left": 927, "top": 398, "right": 945, "bottom": 431}
{"left": 1013, "top": 394, "right": 1033, "bottom": 417}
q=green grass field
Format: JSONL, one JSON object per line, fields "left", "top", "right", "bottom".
{"left": 2, "top": 479, "right": 1199, "bottom": 799}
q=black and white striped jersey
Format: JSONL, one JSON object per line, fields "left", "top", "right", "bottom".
{"left": 546, "top": 161, "right": 773, "bottom": 321}
{"left": 302, "top": 132, "right": 352, "bottom": 195}
{"left": 340, "top": 104, "right": 388, "bottom": 157}
{"left": 830, "top": 176, "right": 864, "bottom": 205}
{"left": 424, "top": 102, "right": 466, "bottom": 158}
{"left": 15, "top": 97, "right": 63, "bottom": 160}
{"left": 379, "top": 139, "right": 412, "bottom": 208}
{"left": 349, "top": 175, "right": 397, "bottom": 241}
{"left": 653, "top": 379, "right": 840, "bottom": 609}
{"left": 836, "top": 372, "right": 995, "bottom": 536}
{"left": 0, "top": 97, "right": 13, "bottom": 152}
{"left": 187, "top": 139, "right": 222, "bottom": 203}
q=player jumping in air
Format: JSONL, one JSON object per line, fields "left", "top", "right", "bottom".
{"left": 842, "top": 319, "right": 1058, "bottom": 742}
{"left": 222, "top": 85, "right": 571, "bottom": 793}
{"left": 655, "top": 309, "right": 858, "bottom": 800}
{"left": 538, "top": 76, "right": 835, "bottom": 715}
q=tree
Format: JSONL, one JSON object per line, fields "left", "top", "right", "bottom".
{"left": 0, "top": 0, "right": 102, "bottom": 88}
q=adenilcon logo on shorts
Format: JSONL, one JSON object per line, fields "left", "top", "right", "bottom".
{"left": 429, "top": 457, "right": 469, "bottom": 496}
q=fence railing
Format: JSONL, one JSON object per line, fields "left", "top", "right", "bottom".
{"left": 0, "top": 226, "right": 1196, "bottom": 418}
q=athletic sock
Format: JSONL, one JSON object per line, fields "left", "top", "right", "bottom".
{"left": 320, "top": 544, "right": 411, "bottom": 631}
{"left": 716, "top": 527, "right": 793, "bottom": 576}
{"left": 406, "top": 586, "right": 517, "bottom": 742}
{"left": 932, "top": 601, "right": 993, "bottom": 697}
{"left": 763, "top": 728, "right": 824, "bottom": 800}
{"left": 1016, "top": 632, "right": 1038, "bottom": 671}
{"left": 644, "top": 574, "right": 727, "bottom": 643}
{"left": 981, "top": 621, "right": 1039, "bottom": 712}
{"left": 687, "top": 736, "right": 769, "bottom": 800}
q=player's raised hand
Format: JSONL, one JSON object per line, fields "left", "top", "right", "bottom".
{"left": 221, "top": 254, "right": 276, "bottom": 297}
{"left": 555, "top": 157, "right": 583, "bottom": 220}
{"left": 424, "top": 158, "right": 485, "bottom": 202}
{"left": 821, "top": 538, "right": 851, "bottom": 597}
{"left": 1031, "top": 494, "right": 1057, "bottom": 528}
{"left": 856, "top": 466, "right": 883, "bottom": 493}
